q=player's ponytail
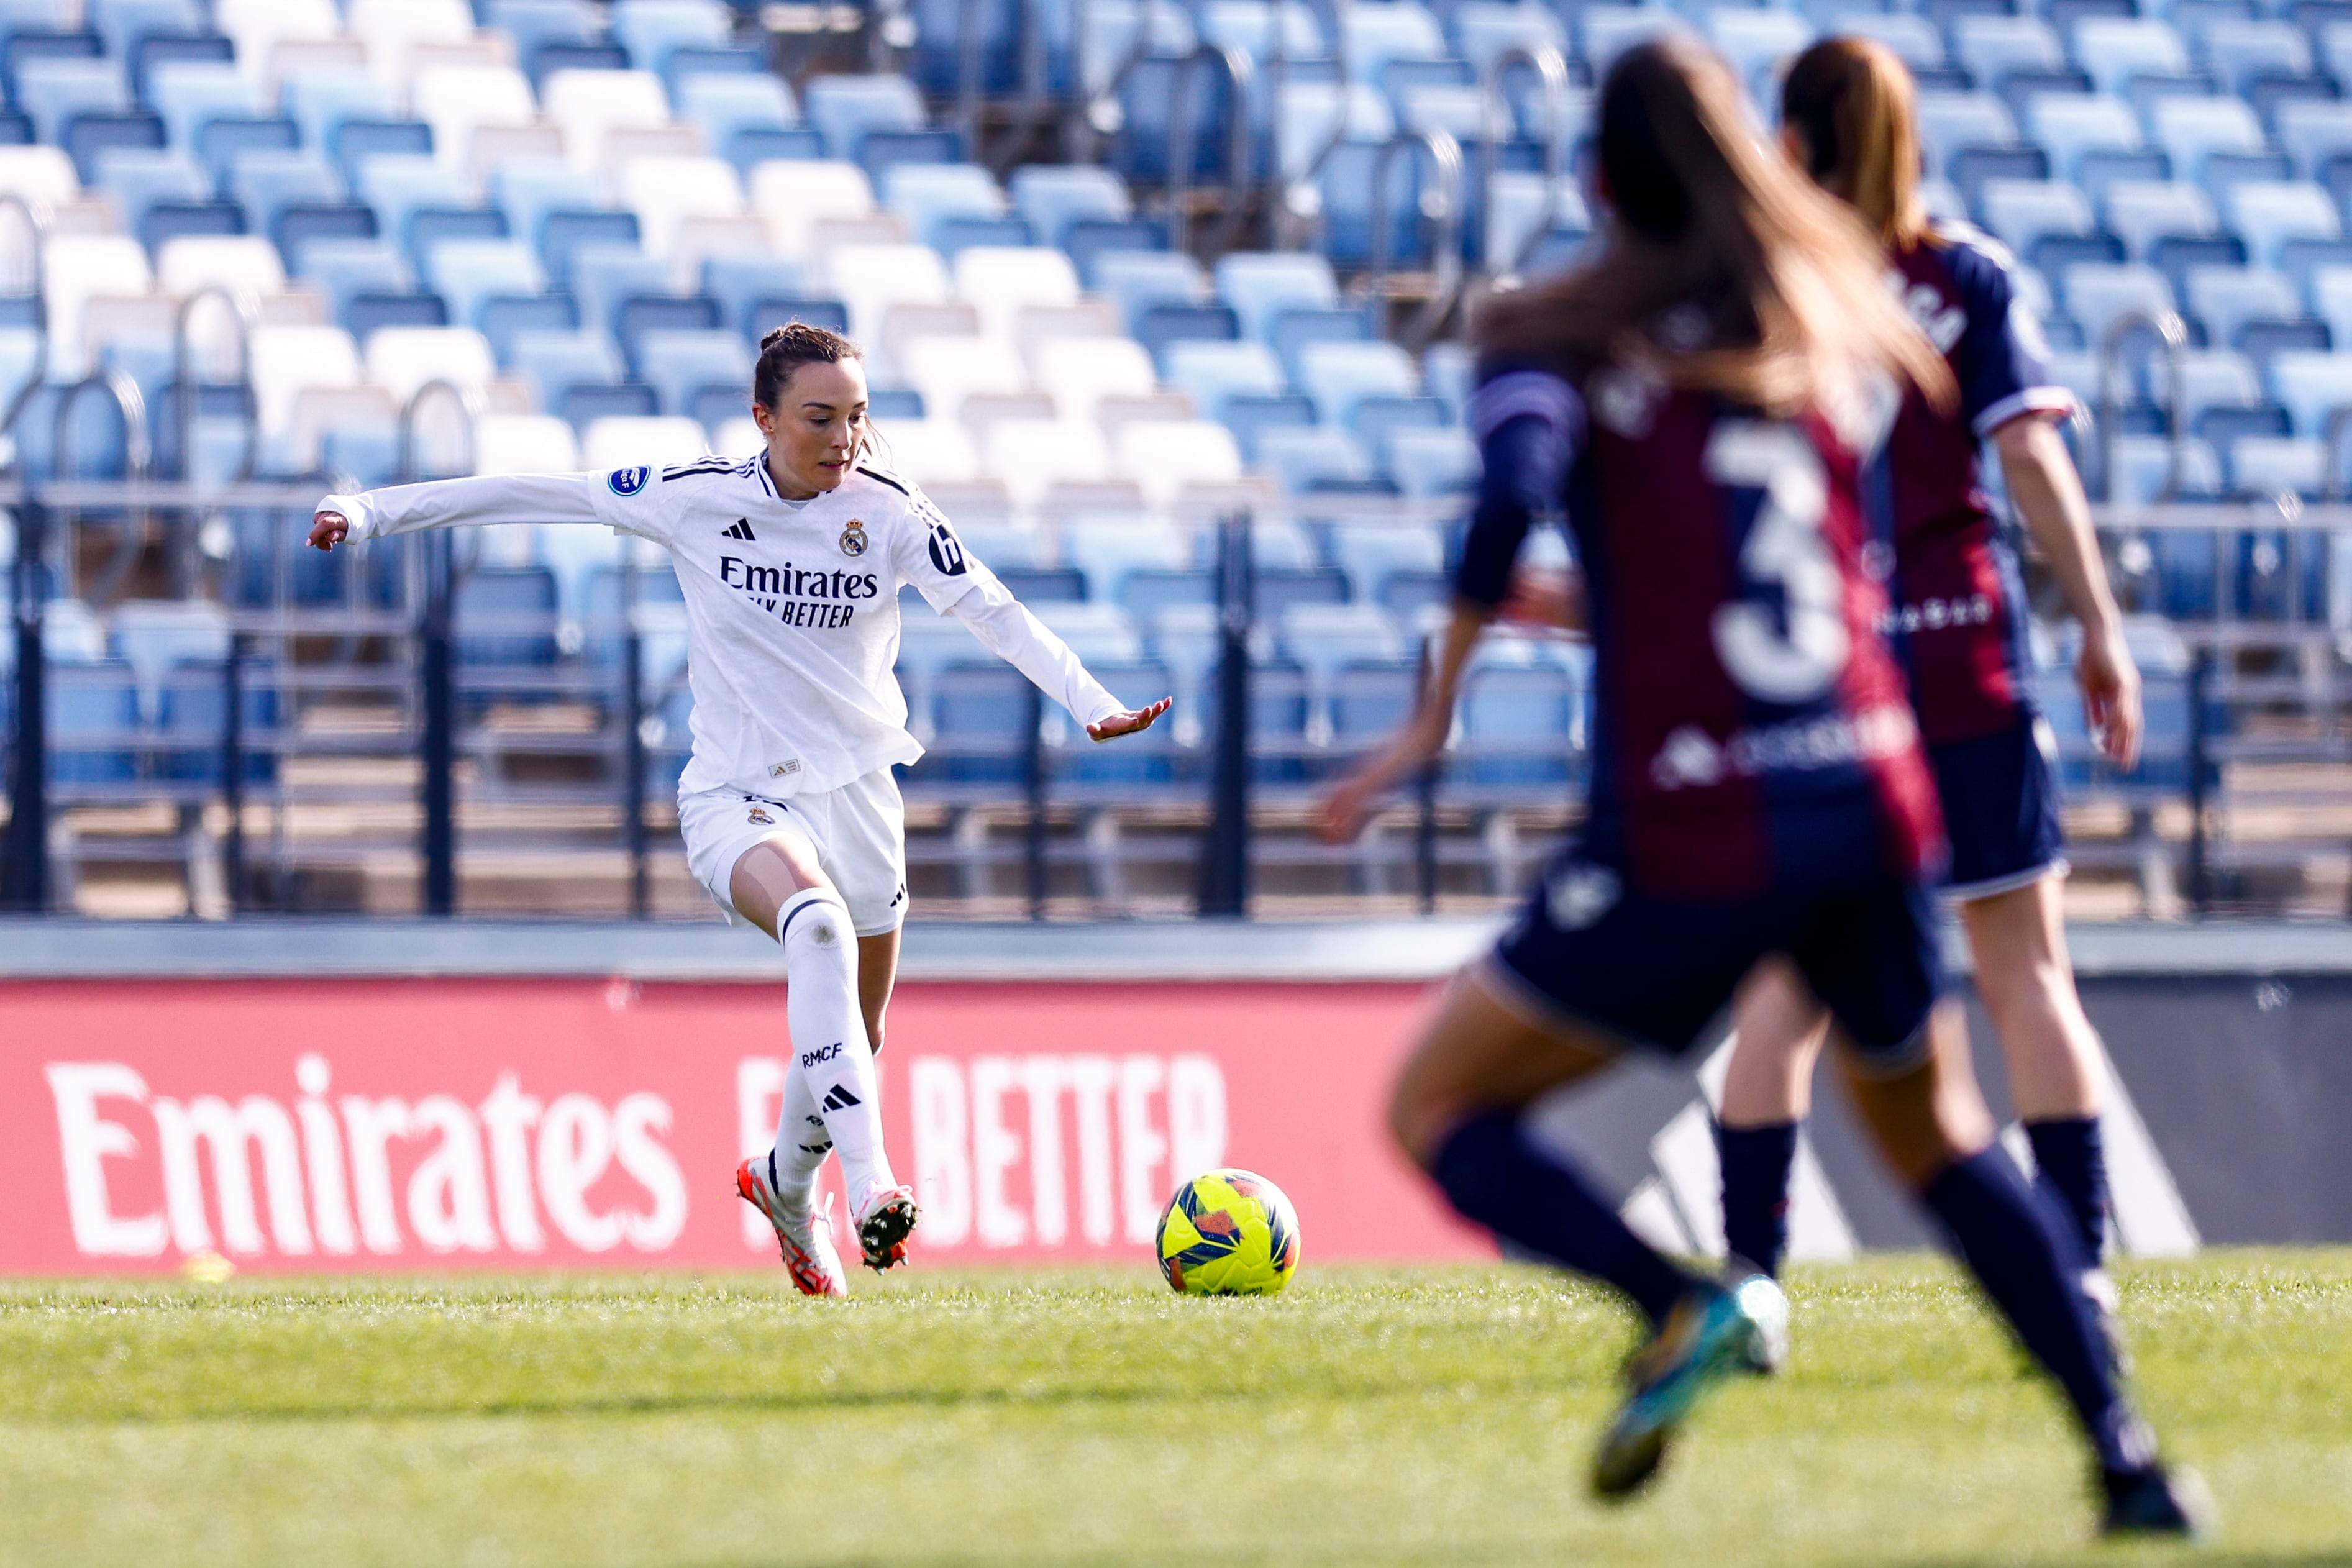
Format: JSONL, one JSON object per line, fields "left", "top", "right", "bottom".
{"left": 1474, "top": 35, "right": 1951, "bottom": 420}
{"left": 753, "top": 321, "right": 863, "bottom": 409}
{"left": 1782, "top": 37, "right": 1927, "bottom": 250}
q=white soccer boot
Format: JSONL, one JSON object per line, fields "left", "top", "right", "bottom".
{"left": 736, "top": 1156, "right": 848, "bottom": 1298}
{"left": 852, "top": 1182, "right": 921, "bottom": 1273}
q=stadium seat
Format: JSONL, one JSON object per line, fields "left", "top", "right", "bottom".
{"left": 281, "top": 68, "right": 394, "bottom": 153}
{"left": 2228, "top": 181, "right": 2342, "bottom": 267}
{"left": 2072, "top": 18, "right": 2190, "bottom": 98}
{"left": 1215, "top": 252, "right": 1342, "bottom": 344}
{"left": 2274, "top": 99, "right": 2352, "bottom": 178}
{"left": 678, "top": 73, "right": 796, "bottom": 169}
{"left": 881, "top": 161, "right": 1003, "bottom": 251}
{"left": 2227, "top": 432, "right": 2326, "bottom": 494}
{"left": 1981, "top": 178, "right": 2097, "bottom": 255}
{"left": 875, "top": 417, "right": 980, "bottom": 485}
{"left": 1578, "top": 7, "right": 1681, "bottom": 73}
{"left": 2268, "top": 349, "right": 2352, "bottom": 432}
{"left": 1009, "top": 165, "right": 1129, "bottom": 250}
{"left": 2026, "top": 95, "right": 2145, "bottom": 183}
{"left": 424, "top": 237, "right": 546, "bottom": 331}
{"left": 410, "top": 65, "right": 539, "bottom": 172}
{"left": 1113, "top": 418, "right": 1242, "bottom": 508}
{"left": 2104, "top": 181, "right": 2218, "bottom": 258}
{"left": 43, "top": 234, "right": 151, "bottom": 379}
{"left": 157, "top": 234, "right": 285, "bottom": 298}
{"left": 248, "top": 322, "right": 362, "bottom": 437}
{"left": 1295, "top": 340, "right": 1419, "bottom": 429}
{"left": 1095, "top": 250, "right": 1210, "bottom": 334}
{"left": 364, "top": 326, "right": 498, "bottom": 408}
{"left": 1913, "top": 93, "right": 2018, "bottom": 181}
{"left": 1256, "top": 425, "right": 1375, "bottom": 493}
{"left": 801, "top": 73, "right": 927, "bottom": 163}
{"left": 2205, "top": 18, "right": 2312, "bottom": 95}
{"left": 982, "top": 416, "right": 1113, "bottom": 508}
{"left": 954, "top": 245, "right": 1080, "bottom": 342}
{"left": 1164, "top": 339, "right": 1287, "bottom": 425}
{"left": 1954, "top": 15, "right": 2066, "bottom": 88}
{"left": 1029, "top": 335, "right": 1155, "bottom": 421}
{"left": 823, "top": 240, "right": 949, "bottom": 342}
{"left": 2184, "top": 265, "right": 2305, "bottom": 347}
{"left": 2149, "top": 97, "right": 2267, "bottom": 183}
{"left": 618, "top": 154, "right": 744, "bottom": 255}
{"left": 145, "top": 58, "right": 254, "bottom": 150}
{"left": 1387, "top": 426, "right": 1479, "bottom": 497}
{"left": 541, "top": 68, "right": 672, "bottom": 174}
{"left": 2064, "top": 262, "right": 2178, "bottom": 343}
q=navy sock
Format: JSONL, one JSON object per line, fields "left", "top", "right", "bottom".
{"left": 2025, "top": 1116, "right": 2110, "bottom": 1264}
{"left": 1433, "top": 1111, "right": 1699, "bottom": 1326}
{"left": 1921, "top": 1148, "right": 2143, "bottom": 1472}
{"left": 1716, "top": 1119, "right": 1800, "bottom": 1278}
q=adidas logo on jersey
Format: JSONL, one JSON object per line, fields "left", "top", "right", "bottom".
{"left": 722, "top": 519, "right": 756, "bottom": 541}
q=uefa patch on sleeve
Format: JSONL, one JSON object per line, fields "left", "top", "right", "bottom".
{"left": 607, "top": 466, "right": 650, "bottom": 496}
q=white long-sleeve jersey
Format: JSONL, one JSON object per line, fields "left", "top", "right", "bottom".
{"left": 321, "top": 454, "right": 1125, "bottom": 799}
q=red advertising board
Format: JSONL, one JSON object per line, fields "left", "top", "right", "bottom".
{"left": 1, "top": 979, "right": 1491, "bottom": 1276}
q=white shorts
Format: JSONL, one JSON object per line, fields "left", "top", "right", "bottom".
{"left": 680, "top": 768, "right": 909, "bottom": 937}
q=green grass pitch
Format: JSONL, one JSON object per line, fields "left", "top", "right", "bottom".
{"left": 1, "top": 1251, "right": 2348, "bottom": 1567}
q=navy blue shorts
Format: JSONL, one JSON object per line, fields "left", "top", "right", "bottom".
{"left": 1484, "top": 854, "right": 1944, "bottom": 1073}
{"left": 1930, "top": 716, "right": 2066, "bottom": 901}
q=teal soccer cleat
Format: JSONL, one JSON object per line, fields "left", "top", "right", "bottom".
{"left": 2102, "top": 1464, "right": 2215, "bottom": 1539}
{"left": 1592, "top": 1270, "right": 1789, "bottom": 1499}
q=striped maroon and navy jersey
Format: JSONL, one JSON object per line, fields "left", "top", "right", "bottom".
{"left": 1874, "top": 223, "right": 2077, "bottom": 745}
{"left": 1456, "top": 363, "right": 1944, "bottom": 901}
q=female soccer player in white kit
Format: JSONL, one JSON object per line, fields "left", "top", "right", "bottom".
{"left": 308, "top": 324, "right": 1172, "bottom": 1295}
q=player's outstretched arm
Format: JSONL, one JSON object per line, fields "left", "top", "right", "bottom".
{"left": 944, "top": 587, "right": 1172, "bottom": 743}
{"left": 306, "top": 470, "right": 640, "bottom": 553}
{"left": 1086, "top": 698, "right": 1173, "bottom": 742}
{"left": 1317, "top": 601, "right": 1490, "bottom": 844}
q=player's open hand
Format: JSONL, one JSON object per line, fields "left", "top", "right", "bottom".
{"left": 2078, "top": 620, "right": 2142, "bottom": 770}
{"left": 1087, "top": 696, "right": 1172, "bottom": 742}
{"left": 308, "top": 510, "right": 350, "bottom": 551}
{"left": 1317, "top": 704, "right": 1450, "bottom": 844}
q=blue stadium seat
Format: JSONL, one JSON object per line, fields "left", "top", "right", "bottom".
{"left": 481, "top": 294, "right": 580, "bottom": 363}
{"left": 344, "top": 291, "right": 449, "bottom": 338}
{"left": 1981, "top": 177, "right": 2097, "bottom": 257}
{"left": 1010, "top": 165, "right": 1130, "bottom": 250}
{"left": 2207, "top": 17, "right": 2312, "bottom": 94}
{"left": 281, "top": 68, "right": 392, "bottom": 152}
{"left": 1913, "top": 92, "right": 2018, "bottom": 180}
{"left": 2105, "top": 180, "right": 2217, "bottom": 258}
{"left": 18, "top": 54, "right": 125, "bottom": 142}
{"left": 357, "top": 155, "right": 475, "bottom": 246}
{"left": 1065, "top": 217, "right": 1167, "bottom": 285}
{"left": 2026, "top": 94, "right": 2145, "bottom": 183}
{"left": 63, "top": 108, "right": 161, "bottom": 184}
{"left": 454, "top": 565, "right": 562, "bottom": 683}
{"left": 2072, "top": 17, "right": 2189, "bottom": 97}
{"left": 126, "top": 29, "right": 230, "bottom": 105}
{"left": 802, "top": 73, "right": 926, "bottom": 163}
{"left": 427, "top": 237, "right": 546, "bottom": 329}
{"left": 2228, "top": 180, "right": 2341, "bottom": 266}
{"left": 1257, "top": 425, "right": 1375, "bottom": 494}
{"left": 1095, "top": 250, "right": 1208, "bottom": 334}
{"left": 928, "top": 659, "right": 1034, "bottom": 785}
{"left": 1457, "top": 659, "right": 1582, "bottom": 788}
{"left": 145, "top": 58, "right": 254, "bottom": 147}
{"left": 1215, "top": 251, "right": 1340, "bottom": 342}
{"left": 152, "top": 658, "right": 278, "bottom": 787}
{"left": 512, "top": 328, "right": 626, "bottom": 412}
{"left": 47, "top": 660, "right": 142, "bottom": 788}
{"left": 1386, "top": 426, "right": 1479, "bottom": 498}
{"left": 91, "top": 0, "right": 204, "bottom": 60}
{"left": 676, "top": 71, "right": 794, "bottom": 166}
{"left": 227, "top": 149, "right": 344, "bottom": 244}
{"left": 332, "top": 118, "right": 433, "bottom": 180}
{"left": 298, "top": 238, "right": 411, "bottom": 314}
{"left": 2184, "top": 265, "right": 2304, "bottom": 345}
{"left": 141, "top": 199, "right": 243, "bottom": 251}
{"left": 571, "top": 242, "right": 673, "bottom": 333}
{"left": 1165, "top": 339, "right": 1286, "bottom": 425}
{"left": 701, "top": 253, "right": 801, "bottom": 335}
{"left": 94, "top": 148, "right": 206, "bottom": 240}
{"left": 1297, "top": 339, "right": 1420, "bottom": 428}
{"left": 634, "top": 327, "right": 752, "bottom": 415}
{"left": 611, "top": 0, "right": 728, "bottom": 75}
{"left": 881, "top": 161, "right": 1005, "bottom": 252}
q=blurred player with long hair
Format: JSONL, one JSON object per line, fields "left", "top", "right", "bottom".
{"left": 1707, "top": 37, "right": 2142, "bottom": 1308}
{"left": 1321, "top": 38, "right": 2202, "bottom": 1533}
{"left": 308, "top": 323, "right": 1170, "bottom": 1295}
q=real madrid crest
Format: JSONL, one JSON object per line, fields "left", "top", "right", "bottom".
{"left": 839, "top": 519, "right": 868, "bottom": 556}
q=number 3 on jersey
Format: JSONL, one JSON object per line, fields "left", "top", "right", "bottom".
{"left": 1705, "top": 421, "right": 1850, "bottom": 704}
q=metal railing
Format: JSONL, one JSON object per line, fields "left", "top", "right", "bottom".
{"left": 1166, "top": 42, "right": 1257, "bottom": 258}
{"left": 1361, "top": 127, "right": 1465, "bottom": 349}
{"left": 1477, "top": 42, "right": 1574, "bottom": 280}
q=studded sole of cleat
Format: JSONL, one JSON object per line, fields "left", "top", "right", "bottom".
{"left": 859, "top": 1197, "right": 920, "bottom": 1272}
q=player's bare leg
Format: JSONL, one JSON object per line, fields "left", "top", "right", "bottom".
{"left": 1835, "top": 1006, "right": 2206, "bottom": 1536}
{"left": 731, "top": 837, "right": 918, "bottom": 1277}
{"left": 1393, "top": 975, "right": 1786, "bottom": 1500}
{"left": 1960, "top": 875, "right": 2112, "bottom": 1267}
{"left": 857, "top": 928, "right": 900, "bottom": 1055}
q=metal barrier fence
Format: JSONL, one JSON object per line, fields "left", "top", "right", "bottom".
{"left": 2, "top": 480, "right": 2347, "bottom": 919}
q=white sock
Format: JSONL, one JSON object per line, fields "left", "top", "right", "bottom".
{"left": 775, "top": 889, "right": 897, "bottom": 1212}
{"left": 767, "top": 1067, "right": 830, "bottom": 1221}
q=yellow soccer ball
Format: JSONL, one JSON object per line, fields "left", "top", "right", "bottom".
{"left": 1155, "top": 1168, "right": 1302, "bottom": 1295}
